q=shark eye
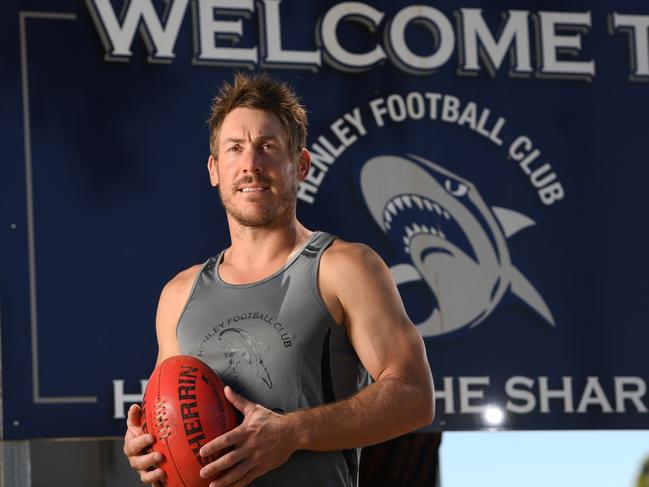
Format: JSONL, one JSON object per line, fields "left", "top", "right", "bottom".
{"left": 444, "top": 179, "right": 468, "bottom": 197}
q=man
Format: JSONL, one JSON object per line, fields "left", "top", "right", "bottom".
{"left": 123, "top": 73, "right": 434, "bottom": 487}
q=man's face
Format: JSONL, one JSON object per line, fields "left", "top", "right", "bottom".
{"left": 208, "top": 107, "right": 309, "bottom": 227}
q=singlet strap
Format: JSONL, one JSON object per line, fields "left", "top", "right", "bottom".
{"left": 301, "top": 231, "right": 336, "bottom": 259}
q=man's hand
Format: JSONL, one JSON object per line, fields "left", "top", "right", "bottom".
{"left": 123, "top": 404, "right": 166, "bottom": 486}
{"left": 198, "top": 387, "right": 296, "bottom": 487}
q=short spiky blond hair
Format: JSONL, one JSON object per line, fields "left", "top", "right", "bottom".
{"left": 208, "top": 72, "right": 308, "bottom": 158}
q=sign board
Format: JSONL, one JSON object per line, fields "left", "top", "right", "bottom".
{"left": 1, "top": 0, "right": 648, "bottom": 439}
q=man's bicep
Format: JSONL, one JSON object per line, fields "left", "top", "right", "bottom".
{"left": 335, "top": 246, "right": 428, "bottom": 382}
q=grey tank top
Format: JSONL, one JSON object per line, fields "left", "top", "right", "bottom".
{"left": 176, "top": 231, "right": 369, "bottom": 487}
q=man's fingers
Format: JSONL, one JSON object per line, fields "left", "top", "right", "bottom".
{"left": 126, "top": 404, "right": 142, "bottom": 428}
{"left": 129, "top": 450, "right": 163, "bottom": 471}
{"left": 124, "top": 433, "right": 156, "bottom": 457}
{"left": 123, "top": 403, "right": 166, "bottom": 485}
{"left": 200, "top": 427, "right": 245, "bottom": 458}
{"left": 139, "top": 467, "right": 165, "bottom": 485}
{"left": 224, "top": 386, "right": 253, "bottom": 414}
{"left": 207, "top": 458, "right": 255, "bottom": 487}
{"left": 200, "top": 448, "right": 244, "bottom": 479}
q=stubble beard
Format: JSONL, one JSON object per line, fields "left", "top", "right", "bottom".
{"left": 218, "top": 175, "right": 298, "bottom": 228}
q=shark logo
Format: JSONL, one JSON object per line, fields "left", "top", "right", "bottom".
{"left": 216, "top": 327, "right": 273, "bottom": 391}
{"left": 360, "top": 154, "right": 554, "bottom": 337}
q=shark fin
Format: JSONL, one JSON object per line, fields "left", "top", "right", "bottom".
{"left": 509, "top": 267, "right": 555, "bottom": 326}
{"left": 492, "top": 207, "right": 536, "bottom": 238}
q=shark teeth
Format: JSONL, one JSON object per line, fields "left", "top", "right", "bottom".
{"left": 383, "top": 202, "right": 397, "bottom": 230}
{"left": 401, "top": 222, "right": 447, "bottom": 254}
{"left": 382, "top": 194, "right": 451, "bottom": 227}
{"left": 382, "top": 193, "right": 453, "bottom": 254}
{"left": 383, "top": 194, "right": 448, "bottom": 223}
{"left": 402, "top": 223, "right": 445, "bottom": 240}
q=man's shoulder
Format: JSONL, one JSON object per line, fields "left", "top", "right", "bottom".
{"left": 161, "top": 263, "right": 204, "bottom": 300}
{"left": 322, "top": 238, "right": 386, "bottom": 275}
{"left": 156, "top": 263, "right": 205, "bottom": 335}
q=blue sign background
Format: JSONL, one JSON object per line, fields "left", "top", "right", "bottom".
{"left": 1, "top": 0, "right": 648, "bottom": 439}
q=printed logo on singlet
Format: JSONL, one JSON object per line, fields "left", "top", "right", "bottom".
{"left": 195, "top": 311, "right": 294, "bottom": 392}
{"left": 216, "top": 327, "right": 273, "bottom": 390}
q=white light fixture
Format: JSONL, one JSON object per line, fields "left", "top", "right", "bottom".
{"left": 483, "top": 405, "right": 505, "bottom": 426}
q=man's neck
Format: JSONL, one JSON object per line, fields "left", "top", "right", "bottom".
{"left": 221, "top": 216, "right": 312, "bottom": 283}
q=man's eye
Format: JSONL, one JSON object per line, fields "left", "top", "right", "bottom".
{"left": 263, "top": 143, "right": 276, "bottom": 151}
{"left": 228, "top": 145, "right": 241, "bottom": 152}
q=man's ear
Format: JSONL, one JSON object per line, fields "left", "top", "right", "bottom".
{"left": 297, "top": 148, "right": 311, "bottom": 182}
{"left": 207, "top": 155, "right": 219, "bottom": 187}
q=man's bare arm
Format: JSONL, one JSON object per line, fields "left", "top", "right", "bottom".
{"left": 288, "top": 241, "right": 434, "bottom": 450}
{"left": 154, "top": 264, "right": 202, "bottom": 364}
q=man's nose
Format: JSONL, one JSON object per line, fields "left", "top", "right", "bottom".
{"left": 241, "top": 147, "right": 262, "bottom": 173}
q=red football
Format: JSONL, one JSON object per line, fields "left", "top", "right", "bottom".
{"left": 142, "top": 355, "right": 238, "bottom": 487}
